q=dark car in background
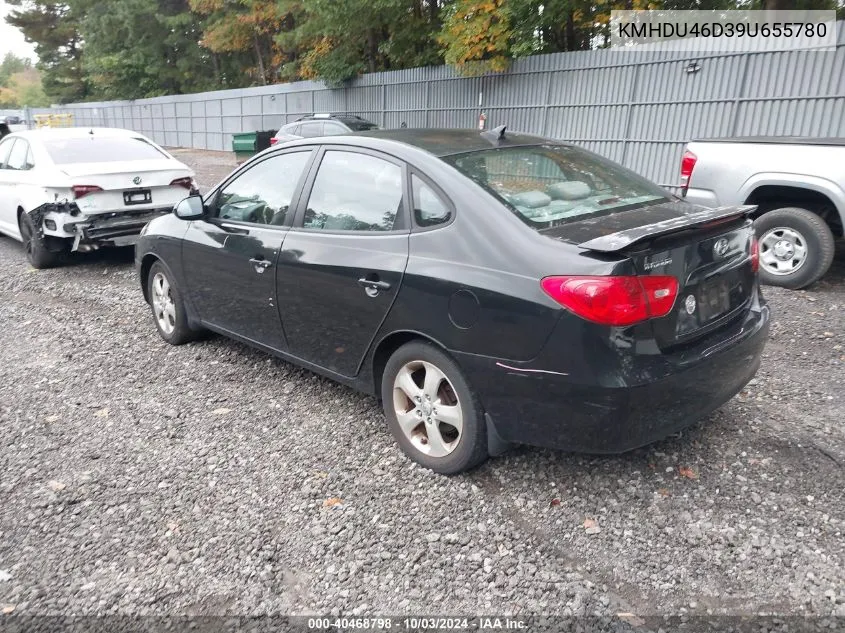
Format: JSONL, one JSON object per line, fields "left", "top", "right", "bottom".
{"left": 4, "top": 115, "right": 22, "bottom": 125}
{"left": 136, "top": 128, "right": 769, "bottom": 474}
{"left": 271, "top": 113, "right": 378, "bottom": 145}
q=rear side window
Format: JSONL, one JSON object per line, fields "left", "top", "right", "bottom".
{"left": 303, "top": 151, "right": 403, "bottom": 232}
{"left": 412, "top": 174, "right": 451, "bottom": 228}
{"left": 444, "top": 145, "right": 668, "bottom": 229}
{"left": 0, "top": 137, "right": 16, "bottom": 167}
{"left": 44, "top": 137, "right": 169, "bottom": 164}
{"left": 6, "top": 139, "right": 30, "bottom": 170}
{"left": 299, "top": 122, "right": 323, "bottom": 138}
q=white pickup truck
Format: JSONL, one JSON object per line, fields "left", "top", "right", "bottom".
{"left": 681, "top": 137, "right": 844, "bottom": 289}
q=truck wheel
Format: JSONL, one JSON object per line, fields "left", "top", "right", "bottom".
{"left": 754, "top": 207, "right": 835, "bottom": 290}
{"left": 18, "top": 212, "right": 67, "bottom": 269}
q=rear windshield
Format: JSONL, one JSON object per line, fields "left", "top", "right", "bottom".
{"left": 342, "top": 119, "right": 378, "bottom": 131}
{"left": 444, "top": 145, "right": 669, "bottom": 228}
{"left": 43, "top": 137, "right": 169, "bottom": 164}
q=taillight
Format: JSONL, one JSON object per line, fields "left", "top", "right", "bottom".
{"left": 540, "top": 275, "right": 679, "bottom": 327}
{"left": 270, "top": 138, "right": 278, "bottom": 145}
{"left": 750, "top": 236, "right": 760, "bottom": 273}
{"left": 71, "top": 185, "right": 103, "bottom": 199}
{"left": 680, "top": 150, "right": 697, "bottom": 194}
{"left": 169, "top": 177, "right": 194, "bottom": 190}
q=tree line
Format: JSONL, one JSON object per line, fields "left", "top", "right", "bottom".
{"left": 6, "top": 0, "right": 843, "bottom": 105}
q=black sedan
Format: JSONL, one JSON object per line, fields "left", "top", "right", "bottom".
{"left": 136, "top": 127, "right": 769, "bottom": 474}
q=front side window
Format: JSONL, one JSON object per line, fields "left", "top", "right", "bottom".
{"left": 214, "top": 151, "right": 312, "bottom": 225}
{"left": 303, "top": 151, "right": 403, "bottom": 232}
{"left": 322, "top": 122, "right": 348, "bottom": 136}
{"left": 444, "top": 145, "right": 669, "bottom": 229}
{"left": 44, "top": 137, "right": 168, "bottom": 164}
{"left": 6, "top": 139, "right": 30, "bottom": 170}
{"left": 412, "top": 174, "right": 451, "bottom": 228}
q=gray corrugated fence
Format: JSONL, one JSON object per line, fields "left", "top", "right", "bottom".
{"left": 30, "top": 23, "right": 845, "bottom": 186}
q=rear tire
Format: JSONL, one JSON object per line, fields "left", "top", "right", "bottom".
{"left": 18, "top": 212, "right": 67, "bottom": 269}
{"left": 754, "top": 207, "right": 835, "bottom": 290}
{"left": 381, "top": 341, "right": 488, "bottom": 475}
{"left": 147, "top": 261, "right": 201, "bottom": 345}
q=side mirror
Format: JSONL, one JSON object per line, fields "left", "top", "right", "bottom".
{"left": 174, "top": 195, "right": 204, "bottom": 220}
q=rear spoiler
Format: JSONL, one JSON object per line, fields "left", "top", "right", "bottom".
{"left": 578, "top": 205, "right": 756, "bottom": 253}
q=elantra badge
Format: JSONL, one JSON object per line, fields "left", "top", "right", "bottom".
{"left": 133, "top": 176, "right": 142, "bottom": 185}
{"left": 713, "top": 238, "right": 729, "bottom": 258}
{"left": 685, "top": 294, "right": 697, "bottom": 314}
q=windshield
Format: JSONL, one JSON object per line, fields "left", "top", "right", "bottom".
{"left": 343, "top": 119, "right": 378, "bottom": 131}
{"left": 444, "top": 144, "right": 669, "bottom": 228}
{"left": 43, "top": 137, "right": 169, "bottom": 164}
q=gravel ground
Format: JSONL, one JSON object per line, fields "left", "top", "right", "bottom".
{"left": 1, "top": 149, "right": 844, "bottom": 626}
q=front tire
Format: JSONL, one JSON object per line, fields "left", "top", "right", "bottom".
{"left": 381, "top": 341, "right": 488, "bottom": 475}
{"left": 147, "top": 261, "right": 200, "bottom": 345}
{"left": 18, "top": 212, "right": 67, "bottom": 269}
{"left": 755, "top": 207, "right": 835, "bottom": 290}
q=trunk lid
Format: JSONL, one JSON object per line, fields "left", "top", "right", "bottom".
{"left": 545, "top": 201, "right": 758, "bottom": 347}
{"left": 57, "top": 160, "right": 193, "bottom": 216}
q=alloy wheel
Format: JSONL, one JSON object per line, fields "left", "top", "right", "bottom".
{"left": 759, "top": 226, "right": 808, "bottom": 276}
{"left": 392, "top": 360, "right": 463, "bottom": 458}
{"left": 151, "top": 272, "right": 176, "bottom": 335}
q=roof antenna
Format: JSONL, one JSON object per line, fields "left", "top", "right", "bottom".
{"left": 481, "top": 124, "right": 507, "bottom": 144}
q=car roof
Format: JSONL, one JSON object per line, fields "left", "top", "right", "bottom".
{"left": 354, "top": 128, "right": 552, "bottom": 157}
{"left": 9, "top": 127, "right": 143, "bottom": 140}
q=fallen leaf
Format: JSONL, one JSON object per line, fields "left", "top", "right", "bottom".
{"left": 314, "top": 471, "right": 329, "bottom": 479}
{"left": 47, "top": 480, "right": 66, "bottom": 492}
{"left": 211, "top": 408, "right": 231, "bottom": 415}
{"left": 93, "top": 408, "right": 109, "bottom": 418}
{"left": 678, "top": 466, "right": 698, "bottom": 480}
{"left": 617, "top": 613, "right": 645, "bottom": 627}
{"left": 166, "top": 522, "right": 179, "bottom": 532}
{"left": 647, "top": 463, "right": 656, "bottom": 470}
{"left": 549, "top": 498, "right": 561, "bottom": 507}
{"left": 2, "top": 605, "right": 15, "bottom": 614}
{"left": 583, "top": 518, "right": 597, "bottom": 529}
{"left": 658, "top": 488, "right": 670, "bottom": 497}
{"left": 323, "top": 497, "right": 343, "bottom": 508}
{"left": 45, "top": 415, "right": 59, "bottom": 423}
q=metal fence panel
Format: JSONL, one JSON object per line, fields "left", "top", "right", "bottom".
{"left": 27, "top": 21, "right": 844, "bottom": 182}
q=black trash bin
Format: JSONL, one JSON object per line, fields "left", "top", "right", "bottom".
{"left": 256, "top": 130, "right": 277, "bottom": 152}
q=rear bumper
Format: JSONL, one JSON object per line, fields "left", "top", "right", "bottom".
{"left": 454, "top": 302, "right": 770, "bottom": 454}
{"left": 38, "top": 205, "right": 172, "bottom": 249}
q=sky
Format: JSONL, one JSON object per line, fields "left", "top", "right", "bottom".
{"left": 0, "top": 1, "right": 38, "bottom": 62}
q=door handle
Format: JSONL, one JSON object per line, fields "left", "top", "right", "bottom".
{"left": 357, "top": 278, "right": 391, "bottom": 291}
{"left": 249, "top": 257, "right": 273, "bottom": 273}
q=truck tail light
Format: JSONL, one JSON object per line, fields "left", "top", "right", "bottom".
{"left": 679, "top": 150, "right": 697, "bottom": 195}
{"left": 541, "top": 275, "right": 679, "bottom": 327}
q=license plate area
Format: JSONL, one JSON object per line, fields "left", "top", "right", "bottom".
{"left": 697, "top": 278, "right": 731, "bottom": 323}
{"left": 123, "top": 189, "right": 151, "bottom": 205}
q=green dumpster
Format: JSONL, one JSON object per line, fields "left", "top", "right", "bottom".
{"left": 232, "top": 132, "right": 257, "bottom": 162}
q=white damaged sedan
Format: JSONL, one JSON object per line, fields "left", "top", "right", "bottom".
{"left": 0, "top": 127, "right": 197, "bottom": 268}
